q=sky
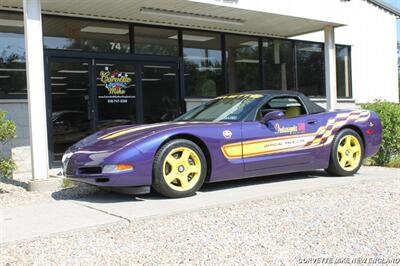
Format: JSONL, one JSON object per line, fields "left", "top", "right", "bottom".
{"left": 383, "top": 0, "right": 400, "bottom": 40}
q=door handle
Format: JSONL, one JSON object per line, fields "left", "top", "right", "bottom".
{"left": 307, "top": 119, "right": 317, "bottom": 125}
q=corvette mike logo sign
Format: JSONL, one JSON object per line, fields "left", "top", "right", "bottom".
{"left": 98, "top": 67, "right": 134, "bottom": 104}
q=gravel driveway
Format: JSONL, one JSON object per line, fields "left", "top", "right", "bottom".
{"left": 1, "top": 175, "right": 399, "bottom": 265}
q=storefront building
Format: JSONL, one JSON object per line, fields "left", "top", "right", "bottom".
{"left": 0, "top": 0, "right": 398, "bottom": 181}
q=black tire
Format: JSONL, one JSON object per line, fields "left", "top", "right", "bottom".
{"left": 326, "top": 128, "right": 364, "bottom": 176}
{"left": 152, "top": 139, "right": 207, "bottom": 198}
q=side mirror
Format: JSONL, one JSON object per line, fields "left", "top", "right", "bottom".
{"left": 261, "top": 111, "right": 284, "bottom": 124}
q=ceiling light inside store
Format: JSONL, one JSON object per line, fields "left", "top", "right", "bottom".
{"left": 51, "top": 77, "right": 67, "bottom": 80}
{"left": 96, "top": 63, "right": 114, "bottom": 66}
{"left": 140, "top": 7, "right": 244, "bottom": 26}
{"left": 80, "top": 26, "right": 128, "bottom": 35}
{"left": 0, "top": 68, "right": 25, "bottom": 72}
{"left": 8, "top": 92, "right": 27, "bottom": 95}
{"left": 297, "top": 46, "right": 322, "bottom": 52}
{"left": 169, "top": 34, "right": 215, "bottom": 42}
{"left": 11, "top": 59, "right": 25, "bottom": 63}
{"left": 142, "top": 78, "right": 161, "bottom": 81}
{"left": 184, "top": 56, "right": 217, "bottom": 60}
{"left": 66, "top": 89, "right": 86, "bottom": 91}
{"left": 0, "top": 19, "right": 23, "bottom": 27}
{"left": 197, "top": 67, "right": 222, "bottom": 71}
{"left": 0, "top": 75, "right": 10, "bottom": 78}
{"left": 235, "top": 59, "right": 259, "bottom": 63}
{"left": 163, "top": 73, "right": 176, "bottom": 76}
{"left": 51, "top": 83, "right": 67, "bottom": 86}
{"left": 239, "top": 41, "right": 269, "bottom": 47}
{"left": 144, "top": 65, "right": 171, "bottom": 69}
{"left": 58, "top": 70, "right": 88, "bottom": 74}
{"left": 239, "top": 41, "right": 258, "bottom": 47}
{"left": 52, "top": 92, "right": 68, "bottom": 95}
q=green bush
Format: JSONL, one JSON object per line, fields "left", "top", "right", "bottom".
{"left": 387, "top": 155, "right": 400, "bottom": 168}
{"left": 0, "top": 111, "right": 16, "bottom": 178}
{"left": 361, "top": 101, "right": 400, "bottom": 166}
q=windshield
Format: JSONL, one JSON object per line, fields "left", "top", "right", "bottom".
{"left": 175, "top": 94, "right": 264, "bottom": 122}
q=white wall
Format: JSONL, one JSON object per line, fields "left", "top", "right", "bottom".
{"left": 292, "top": 0, "right": 399, "bottom": 103}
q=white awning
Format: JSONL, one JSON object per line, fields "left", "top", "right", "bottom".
{"left": 0, "top": 0, "right": 344, "bottom": 38}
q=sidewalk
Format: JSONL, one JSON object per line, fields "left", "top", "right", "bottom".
{"left": 1, "top": 167, "right": 399, "bottom": 245}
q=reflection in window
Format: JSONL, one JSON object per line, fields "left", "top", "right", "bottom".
{"left": 295, "top": 42, "right": 324, "bottom": 97}
{"left": 43, "top": 16, "right": 130, "bottom": 53}
{"left": 0, "top": 11, "right": 27, "bottom": 99}
{"left": 225, "top": 35, "right": 260, "bottom": 93}
{"left": 134, "top": 26, "right": 178, "bottom": 56}
{"left": 336, "top": 45, "right": 351, "bottom": 98}
{"left": 263, "top": 39, "right": 294, "bottom": 91}
{"left": 183, "top": 30, "right": 223, "bottom": 98}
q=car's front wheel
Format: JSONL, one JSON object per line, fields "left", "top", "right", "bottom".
{"left": 152, "top": 139, "right": 207, "bottom": 198}
{"left": 326, "top": 128, "right": 364, "bottom": 176}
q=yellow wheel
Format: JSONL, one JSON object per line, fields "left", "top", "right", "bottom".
{"left": 336, "top": 135, "right": 362, "bottom": 172}
{"left": 326, "top": 129, "right": 364, "bottom": 176}
{"left": 162, "top": 147, "right": 202, "bottom": 192}
{"left": 153, "top": 139, "right": 207, "bottom": 198}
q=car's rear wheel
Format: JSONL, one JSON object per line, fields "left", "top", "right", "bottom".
{"left": 152, "top": 139, "right": 207, "bottom": 198}
{"left": 326, "top": 128, "right": 364, "bottom": 176}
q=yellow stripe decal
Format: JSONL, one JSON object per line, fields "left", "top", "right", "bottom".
{"left": 98, "top": 124, "right": 168, "bottom": 140}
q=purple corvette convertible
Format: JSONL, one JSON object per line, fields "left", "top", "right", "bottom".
{"left": 63, "top": 91, "right": 382, "bottom": 198}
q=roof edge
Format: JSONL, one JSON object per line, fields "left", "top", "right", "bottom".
{"left": 367, "top": 0, "right": 400, "bottom": 17}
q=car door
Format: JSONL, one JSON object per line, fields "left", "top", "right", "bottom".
{"left": 242, "top": 96, "right": 325, "bottom": 172}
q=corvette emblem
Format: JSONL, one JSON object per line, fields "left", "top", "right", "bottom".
{"left": 223, "top": 130, "right": 232, "bottom": 139}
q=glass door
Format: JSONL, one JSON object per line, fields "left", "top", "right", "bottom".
{"left": 47, "top": 58, "right": 93, "bottom": 162}
{"left": 140, "top": 63, "right": 180, "bottom": 123}
{"left": 95, "top": 61, "right": 137, "bottom": 129}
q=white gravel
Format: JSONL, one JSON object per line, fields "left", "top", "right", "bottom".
{"left": 0, "top": 177, "right": 99, "bottom": 207}
{"left": 1, "top": 176, "right": 399, "bottom": 265}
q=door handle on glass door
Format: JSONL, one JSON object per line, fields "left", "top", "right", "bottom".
{"left": 307, "top": 119, "right": 317, "bottom": 124}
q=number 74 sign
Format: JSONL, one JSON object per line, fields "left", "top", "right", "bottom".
{"left": 109, "top": 42, "right": 121, "bottom": 51}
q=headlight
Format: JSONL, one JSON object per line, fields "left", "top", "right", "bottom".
{"left": 102, "top": 164, "right": 134, "bottom": 174}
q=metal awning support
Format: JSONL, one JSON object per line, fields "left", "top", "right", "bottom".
{"left": 23, "top": 0, "right": 49, "bottom": 182}
{"left": 324, "top": 25, "right": 337, "bottom": 111}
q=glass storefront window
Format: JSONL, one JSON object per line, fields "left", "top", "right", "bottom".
{"left": 182, "top": 30, "right": 224, "bottom": 98}
{"left": 0, "top": 12, "right": 26, "bottom": 99}
{"left": 295, "top": 42, "right": 324, "bottom": 97}
{"left": 141, "top": 64, "right": 179, "bottom": 123}
{"left": 263, "top": 39, "right": 294, "bottom": 91}
{"left": 43, "top": 16, "right": 130, "bottom": 53}
{"left": 225, "top": 35, "right": 260, "bottom": 93}
{"left": 49, "top": 61, "right": 91, "bottom": 160}
{"left": 336, "top": 45, "right": 351, "bottom": 98}
{"left": 134, "top": 26, "right": 178, "bottom": 56}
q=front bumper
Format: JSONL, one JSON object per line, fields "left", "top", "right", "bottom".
{"left": 63, "top": 158, "right": 150, "bottom": 187}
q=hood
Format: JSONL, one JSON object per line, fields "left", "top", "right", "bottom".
{"left": 70, "top": 121, "right": 225, "bottom": 151}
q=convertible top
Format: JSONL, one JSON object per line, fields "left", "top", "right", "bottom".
{"left": 233, "top": 90, "right": 326, "bottom": 114}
